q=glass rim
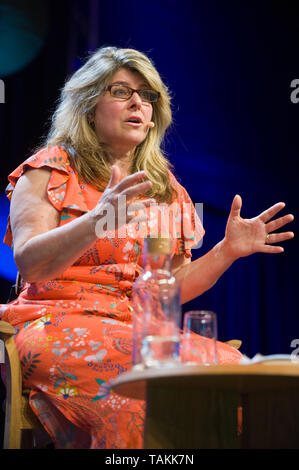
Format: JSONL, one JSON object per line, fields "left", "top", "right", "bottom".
{"left": 184, "top": 310, "right": 216, "bottom": 318}
{"left": 183, "top": 310, "right": 217, "bottom": 329}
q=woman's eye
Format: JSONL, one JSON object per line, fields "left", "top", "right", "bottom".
{"left": 140, "top": 91, "right": 150, "bottom": 100}
{"left": 113, "top": 87, "right": 127, "bottom": 97}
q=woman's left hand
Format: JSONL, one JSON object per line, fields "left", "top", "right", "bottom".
{"left": 223, "top": 195, "right": 294, "bottom": 260}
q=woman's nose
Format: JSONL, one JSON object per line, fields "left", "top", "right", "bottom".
{"left": 128, "top": 91, "right": 143, "bottom": 108}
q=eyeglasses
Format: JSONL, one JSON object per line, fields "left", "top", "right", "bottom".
{"left": 105, "top": 84, "right": 160, "bottom": 103}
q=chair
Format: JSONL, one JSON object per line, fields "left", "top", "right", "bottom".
{"left": 226, "top": 340, "right": 242, "bottom": 350}
{"left": 0, "top": 320, "right": 46, "bottom": 449}
{"left": 0, "top": 272, "right": 49, "bottom": 449}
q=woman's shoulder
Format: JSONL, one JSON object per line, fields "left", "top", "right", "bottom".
{"left": 25, "top": 145, "right": 71, "bottom": 172}
{"left": 167, "top": 169, "right": 191, "bottom": 201}
{"left": 5, "top": 146, "right": 72, "bottom": 189}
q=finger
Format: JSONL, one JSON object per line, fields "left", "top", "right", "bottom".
{"left": 266, "top": 214, "right": 294, "bottom": 233}
{"left": 229, "top": 194, "right": 242, "bottom": 218}
{"left": 116, "top": 171, "right": 148, "bottom": 192}
{"left": 260, "top": 245, "right": 285, "bottom": 254}
{"left": 265, "top": 231, "right": 294, "bottom": 244}
{"left": 121, "top": 180, "right": 153, "bottom": 200}
{"left": 107, "top": 165, "right": 121, "bottom": 188}
{"left": 259, "top": 202, "right": 286, "bottom": 223}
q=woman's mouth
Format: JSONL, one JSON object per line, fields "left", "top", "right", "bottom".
{"left": 125, "top": 116, "right": 143, "bottom": 127}
{"left": 125, "top": 121, "right": 143, "bottom": 127}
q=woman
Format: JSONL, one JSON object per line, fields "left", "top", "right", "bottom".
{"left": 0, "top": 46, "right": 294, "bottom": 448}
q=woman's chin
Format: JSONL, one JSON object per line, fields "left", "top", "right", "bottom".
{"left": 116, "top": 135, "right": 147, "bottom": 151}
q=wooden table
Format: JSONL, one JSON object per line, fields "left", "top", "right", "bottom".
{"left": 111, "top": 361, "right": 299, "bottom": 449}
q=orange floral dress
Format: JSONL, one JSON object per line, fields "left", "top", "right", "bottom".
{"left": 0, "top": 146, "right": 242, "bottom": 449}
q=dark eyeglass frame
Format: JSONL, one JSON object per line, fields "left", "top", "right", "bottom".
{"left": 105, "top": 84, "right": 160, "bottom": 103}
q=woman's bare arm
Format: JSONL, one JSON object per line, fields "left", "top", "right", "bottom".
{"left": 10, "top": 165, "right": 154, "bottom": 283}
{"left": 173, "top": 194, "right": 294, "bottom": 304}
{"left": 10, "top": 168, "right": 101, "bottom": 282}
{"left": 173, "top": 242, "right": 234, "bottom": 304}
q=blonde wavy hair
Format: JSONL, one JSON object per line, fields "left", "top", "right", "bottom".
{"left": 45, "top": 46, "right": 175, "bottom": 202}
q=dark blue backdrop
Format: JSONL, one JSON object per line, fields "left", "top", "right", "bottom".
{"left": 0, "top": 0, "right": 298, "bottom": 360}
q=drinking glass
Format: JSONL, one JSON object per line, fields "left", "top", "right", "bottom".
{"left": 180, "top": 311, "right": 218, "bottom": 365}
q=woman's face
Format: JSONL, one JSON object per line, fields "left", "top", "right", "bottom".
{"left": 92, "top": 68, "right": 154, "bottom": 155}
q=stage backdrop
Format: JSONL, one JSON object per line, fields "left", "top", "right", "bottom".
{"left": 0, "top": 0, "right": 297, "bottom": 363}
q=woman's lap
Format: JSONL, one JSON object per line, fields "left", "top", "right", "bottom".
{"left": 15, "top": 312, "right": 145, "bottom": 449}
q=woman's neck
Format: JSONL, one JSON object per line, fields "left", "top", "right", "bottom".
{"left": 108, "top": 149, "right": 134, "bottom": 179}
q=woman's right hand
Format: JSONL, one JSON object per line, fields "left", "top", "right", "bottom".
{"left": 91, "top": 165, "right": 155, "bottom": 237}
{"left": 9, "top": 166, "right": 154, "bottom": 282}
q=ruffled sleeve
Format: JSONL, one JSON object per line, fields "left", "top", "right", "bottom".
{"left": 169, "top": 171, "right": 205, "bottom": 258}
{"left": 3, "top": 146, "right": 89, "bottom": 248}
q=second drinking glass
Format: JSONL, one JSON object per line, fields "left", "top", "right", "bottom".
{"left": 180, "top": 310, "right": 218, "bottom": 365}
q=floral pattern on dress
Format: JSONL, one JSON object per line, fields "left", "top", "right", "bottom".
{"left": 0, "top": 146, "right": 241, "bottom": 449}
